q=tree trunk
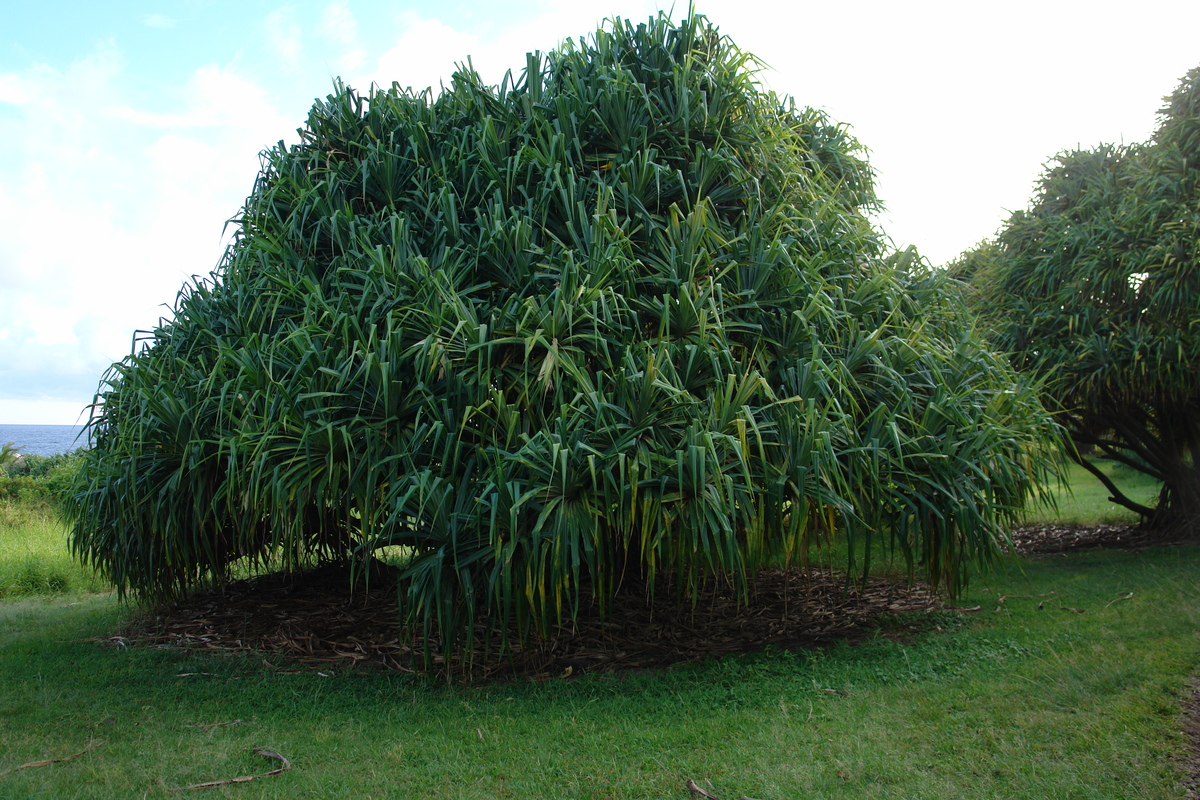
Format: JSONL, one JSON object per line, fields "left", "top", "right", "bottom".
{"left": 1147, "top": 405, "right": 1200, "bottom": 536}
{"left": 1071, "top": 401, "right": 1200, "bottom": 537}
{"left": 1147, "top": 461, "right": 1200, "bottom": 537}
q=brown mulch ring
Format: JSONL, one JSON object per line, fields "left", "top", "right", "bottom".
{"left": 113, "top": 564, "right": 944, "bottom": 681}
{"left": 1009, "top": 522, "right": 1175, "bottom": 554}
{"left": 108, "top": 522, "right": 1181, "bottom": 682}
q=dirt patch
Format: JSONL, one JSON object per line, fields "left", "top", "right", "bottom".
{"left": 113, "top": 564, "right": 944, "bottom": 681}
{"left": 1010, "top": 522, "right": 1149, "bottom": 554}
{"left": 1010, "top": 522, "right": 1196, "bottom": 556}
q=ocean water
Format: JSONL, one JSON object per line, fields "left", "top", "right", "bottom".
{"left": 0, "top": 424, "right": 88, "bottom": 456}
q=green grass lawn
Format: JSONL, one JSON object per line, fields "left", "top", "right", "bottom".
{"left": 0, "top": 504, "right": 106, "bottom": 598}
{"left": 0, "top": 473, "right": 1196, "bottom": 799}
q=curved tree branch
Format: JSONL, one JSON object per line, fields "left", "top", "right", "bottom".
{"left": 1070, "top": 430, "right": 1168, "bottom": 482}
{"left": 1069, "top": 452, "right": 1155, "bottom": 518}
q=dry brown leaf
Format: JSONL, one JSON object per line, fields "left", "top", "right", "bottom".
{"left": 0, "top": 740, "right": 105, "bottom": 777}
{"left": 169, "top": 747, "right": 291, "bottom": 791}
{"left": 1104, "top": 592, "right": 1134, "bottom": 608}
{"left": 686, "top": 778, "right": 722, "bottom": 800}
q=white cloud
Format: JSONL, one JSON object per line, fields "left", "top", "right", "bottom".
{"left": 321, "top": 1, "right": 357, "bottom": 45}
{"left": 687, "top": 0, "right": 1193, "bottom": 263}
{"left": 0, "top": 44, "right": 294, "bottom": 423}
{"left": 13, "top": 300, "right": 81, "bottom": 348}
{"left": 0, "top": 73, "right": 31, "bottom": 105}
{"left": 143, "top": 13, "right": 177, "bottom": 29}
{"left": 319, "top": 1, "right": 366, "bottom": 75}
{"left": 265, "top": 7, "right": 305, "bottom": 74}
{"left": 115, "top": 64, "right": 295, "bottom": 133}
{"left": 355, "top": 13, "right": 481, "bottom": 94}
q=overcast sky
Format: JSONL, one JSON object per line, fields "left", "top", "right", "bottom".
{"left": 2, "top": 0, "right": 1198, "bottom": 425}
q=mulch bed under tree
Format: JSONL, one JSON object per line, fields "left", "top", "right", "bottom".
{"left": 113, "top": 564, "right": 943, "bottom": 681}
{"left": 1009, "top": 522, "right": 1181, "bottom": 554}
{"left": 109, "top": 522, "right": 1165, "bottom": 681}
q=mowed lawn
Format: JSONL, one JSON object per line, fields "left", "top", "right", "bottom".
{"left": 0, "top": 472, "right": 1196, "bottom": 799}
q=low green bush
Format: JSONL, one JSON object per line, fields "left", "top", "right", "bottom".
{"left": 0, "top": 450, "right": 84, "bottom": 511}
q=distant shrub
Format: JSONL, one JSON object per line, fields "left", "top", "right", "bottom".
{"left": 4, "top": 450, "right": 84, "bottom": 479}
{"left": 0, "top": 451, "right": 84, "bottom": 511}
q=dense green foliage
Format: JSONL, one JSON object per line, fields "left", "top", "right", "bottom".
{"left": 951, "top": 66, "right": 1200, "bottom": 532}
{"left": 68, "top": 14, "right": 1055, "bottom": 649}
{"left": 0, "top": 450, "right": 82, "bottom": 510}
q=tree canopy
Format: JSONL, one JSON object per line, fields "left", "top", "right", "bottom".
{"left": 950, "top": 65, "right": 1200, "bottom": 532}
{"left": 68, "top": 13, "right": 1056, "bottom": 651}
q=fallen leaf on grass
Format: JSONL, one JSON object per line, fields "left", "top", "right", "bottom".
{"left": 169, "top": 747, "right": 291, "bottom": 791}
{"left": 685, "top": 778, "right": 764, "bottom": 800}
{"left": 184, "top": 719, "right": 244, "bottom": 731}
{"left": 0, "top": 740, "right": 105, "bottom": 777}
{"left": 1104, "top": 592, "right": 1134, "bottom": 608}
{"left": 686, "top": 779, "right": 721, "bottom": 800}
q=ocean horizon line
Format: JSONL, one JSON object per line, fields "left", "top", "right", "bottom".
{"left": 0, "top": 423, "right": 88, "bottom": 456}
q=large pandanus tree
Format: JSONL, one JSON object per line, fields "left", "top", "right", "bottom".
{"left": 68, "top": 13, "right": 1056, "bottom": 650}
{"left": 951, "top": 65, "right": 1200, "bottom": 534}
